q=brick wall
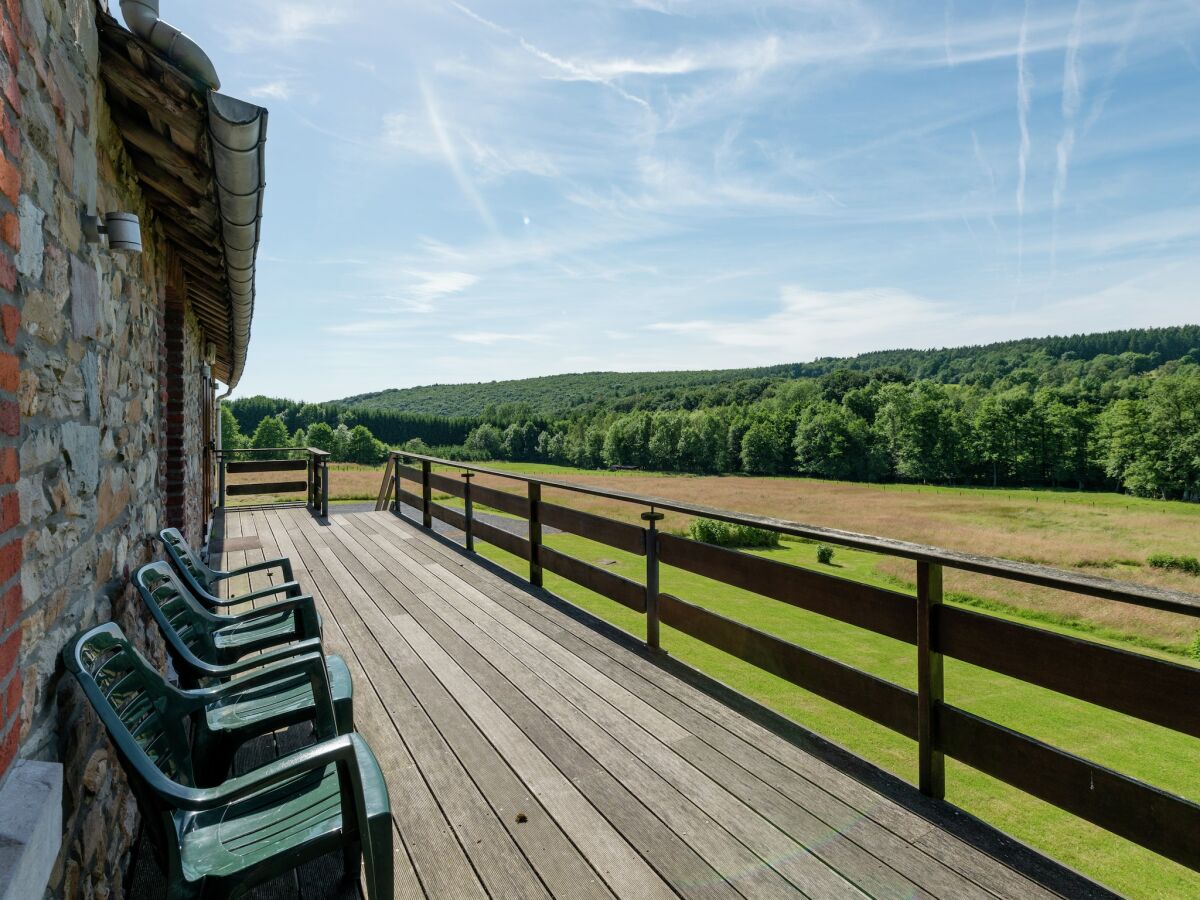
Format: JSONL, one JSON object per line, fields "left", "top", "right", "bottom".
{"left": 0, "top": 0, "right": 22, "bottom": 786}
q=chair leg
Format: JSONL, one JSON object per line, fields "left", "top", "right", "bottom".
{"left": 342, "top": 841, "right": 362, "bottom": 883}
{"left": 364, "top": 816, "right": 394, "bottom": 900}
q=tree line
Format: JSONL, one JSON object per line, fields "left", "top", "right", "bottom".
{"left": 451, "top": 363, "right": 1200, "bottom": 500}
{"left": 220, "top": 407, "right": 391, "bottom": 464}
{"left": 223, "top": 326, "right": 1200, "bottom": 500}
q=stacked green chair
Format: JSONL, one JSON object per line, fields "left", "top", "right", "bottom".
{"left": 133, "top": 562, "right": 355, "bottom": 781}
{"left": 159, "top": 527, "right": 302, "bottom": 610}
{"left": 64, "top": 623, "right": 392, "bottom": 899}
{"left": 133, "top": 561, "right": 321, "bottom": 685}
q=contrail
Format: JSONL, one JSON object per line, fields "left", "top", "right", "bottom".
{"left": 1052, "top": 0, "right": 1086, "bottom": 272}
{"left": 1053, "top": 0, "right": 1085, "bottom": 210}
{"left": 445, "top": 0, "right": 653, "bottom": 112}
{"left": 421, "top": 79, "right": 499, "bottom": 237}
{"left": 1015, "top": 0, "right": 1031, "bottom": 304}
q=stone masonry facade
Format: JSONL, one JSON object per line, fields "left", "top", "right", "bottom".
{"left": 0, "top": 1, "right": 214, "bottom": 897}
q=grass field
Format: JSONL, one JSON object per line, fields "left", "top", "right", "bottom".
{"left": 230, "top": 460, "right": 1200, "bottom": 895}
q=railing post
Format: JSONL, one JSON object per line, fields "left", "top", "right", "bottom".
{"left": 421, "top": 460, "right": 432, "bottom": 529}
{"left": 642, "top": 509, "right": 665, "bottom": 651}
{"left": 462, "top": 472, "right": 475, "bottom": 551}
{"left": 307, "top": 450, "right": 315, "bottom": 509}
{"left": 218, "top": 451, "right": 226, "bottom": 509}
{"left": 320, "top": 455, "right": 330, "bottom": 518}
{"left": 528, "top": 482, "right": 542, "bottom": 587}
{"left": 917, "top": 559, "right": 945, "bottom": 799}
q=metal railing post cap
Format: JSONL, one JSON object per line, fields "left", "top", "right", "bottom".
{"left": 461, "top": 471, "right": 475, "bottom": 479}
{"left": 641, "top": 509, "right": 666, "bottom": 522}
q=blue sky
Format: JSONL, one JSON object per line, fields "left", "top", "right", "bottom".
{"left": 138, "top": 2, "right": 1200, "bottom": 402}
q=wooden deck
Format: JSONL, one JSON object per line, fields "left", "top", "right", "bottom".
{"left": 210, "top": 506, "right": 1104, "bottom": 900}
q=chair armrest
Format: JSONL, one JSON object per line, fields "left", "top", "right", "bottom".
{"left": 230, "top": 581, "right": 304, "bottom": 604}
{"left": 224, "top": 556, "right": 295, "bottom": 582}
{"left": 169, "top": 735, "right": 360, "bottom": 811}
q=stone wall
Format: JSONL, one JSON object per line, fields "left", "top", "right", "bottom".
{"left": 0, "top": 0, "right": 25, "bottom": 786}
{"left": 5, "top": 0, "right": 213, "bottom": 896}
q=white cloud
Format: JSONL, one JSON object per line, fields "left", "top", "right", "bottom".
{"left": 222, "top": 1, "right": 352, "bottom": 51}
{"left": 455, "top": 331, "right": 548, "bottom": 345}
{"left": 648, "top": 285, "right": 951, "bottom": 354}
{"left": 248, "top": 80, "right": 292, "bottom": 100}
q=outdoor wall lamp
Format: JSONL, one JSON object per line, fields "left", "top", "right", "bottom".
{"left": 83, "top": 211, "right": 143, "bottom": 253}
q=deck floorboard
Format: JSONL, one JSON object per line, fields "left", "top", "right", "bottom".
{"left": 192, "top": 506, "right": 1111, "bottom": 900}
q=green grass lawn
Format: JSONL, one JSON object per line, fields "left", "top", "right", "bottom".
{"left": 436, "top": 500, "right": 1200, "bottom": 898}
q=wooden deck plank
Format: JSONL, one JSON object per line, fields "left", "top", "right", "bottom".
{"left": 257, "top": 510, "right": 427, "bottom": 900}
{"left": 287, "top": 513, "right": 613, "bottom": 900}
{"left": 372, "top": 511, "right": 1065, "bottom": 900}
{"left": 373, "top": 529, "right": 996, "bottom": 900}
{"left": 341, "top": 516, "right": 935, "bottom": 900}
{"left": 329, "top": 514, "right": 777, "bottom": 900}
{"left": 212, "top": 507, "right": 1106, "bottom": 900}
{"left": 271, "top": 514, "right": 499, "bottom": 900}
{"left": 338, "top": 514, "right": 875, "bottom": 899}
{"left": 301, "top": 513, "right": 674, "bottom": 900}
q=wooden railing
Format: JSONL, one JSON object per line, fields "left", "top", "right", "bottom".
{"left": 217, "top": 447, "right": 330, "bottom": 516}
{"left": 378, "top": 451, "right": 1200, "bottom": 872}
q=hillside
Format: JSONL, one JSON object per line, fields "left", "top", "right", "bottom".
{"left": 336, "top": 326, "right": 1200, "bottom": 417}
{"left": 338, "top": 365, "right": 800, "bottom": 418}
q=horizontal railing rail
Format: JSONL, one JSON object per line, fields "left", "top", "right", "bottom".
{"left": 378, "top": 450, "right": 1200, "bottom": 872}
{"left": 218, "top": 447, "right": 330, "bottom": 516}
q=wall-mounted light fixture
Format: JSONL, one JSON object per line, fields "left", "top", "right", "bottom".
{"left": 83, "top": 212, "right": 143, "bottom": 253}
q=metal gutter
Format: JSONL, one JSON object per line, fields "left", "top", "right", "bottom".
{"left": 207, "top": 93, "right": 267, "bottom": 390}
{"left": 118, "top": 0, "right": 220, "bottom": 89}
{"left": 117, "top": 1, "right": 266, "bottom": 390}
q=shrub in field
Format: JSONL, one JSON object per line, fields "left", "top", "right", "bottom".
{"left": 1191, "top": 632, "right": 1200, "bottom": 662}
{"left": 689, "top": 517, "right": 780, "bottom": 549}
{"left": 1147, "top": 554, "right": 1200, "bottom": 576}
{"left": 816, "top": 544, "right": 835, "bottom": 564}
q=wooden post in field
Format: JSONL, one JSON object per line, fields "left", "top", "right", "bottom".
{"left": 917, "top": 560, "right": 945, "bottom": 798}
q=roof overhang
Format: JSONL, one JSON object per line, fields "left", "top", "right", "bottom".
{"left": 95, "top": 8, "right": 266, "bottom": 388}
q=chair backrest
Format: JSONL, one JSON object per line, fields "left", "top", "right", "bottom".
{"left": 134, "top": 561, "right": 222, "bottom": 670}
{"left": 63, "top": 623, "right": 196, "bottom": 871}
{"left": 159, "top": 527, "right": 218, "bottom": 594}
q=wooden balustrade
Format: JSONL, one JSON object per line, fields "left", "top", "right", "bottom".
{"left": 379, "top": 450, "right": 1200, "bottom": 871}
{"left": 217, "top": 447, "right": 329, "bottom": 516}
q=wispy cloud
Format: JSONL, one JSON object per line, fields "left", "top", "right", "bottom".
{"left": 420, "top": 80, "right": 499, "bottom": 235}
{"left": 446, "top": 0, "right": 655, "bottom": 111}
{"left": 454, "top": 331, "right": 549, "bottom": 345}
{"left": 648, "top": 285, "right": 951, "bottom": 354}
{"left": 248, "top": 80, "right": 292, "bottom": 101}
{"left": 1053, "top": 0, "right": 1086, "bottom": 212}
{"left": 1015, "top": 0, "right": 1032, "bottom": 296}
{"left": 381, "top": 110, "right": 558, "bottom": 181}
{"left": 222, "top": 1, "right": 353, "bottom": 51}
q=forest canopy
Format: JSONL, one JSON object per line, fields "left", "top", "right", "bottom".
{"left": 224, "top": 326, "right": 1200, "bottom": 499}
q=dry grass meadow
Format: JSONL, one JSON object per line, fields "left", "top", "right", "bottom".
{"left": 229, "top": 461, "right": 1200, "bottom": 652}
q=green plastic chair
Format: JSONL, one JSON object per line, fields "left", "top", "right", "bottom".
{"left": 134, "top": 562, "right": 321, "bottom": 687}
{"left": 159, "top": 527, "right": 302, "bottom": 610}
{"left": 134, "top": 564, "right": 354, "bottom": 782}
{"left": 64, "top": 623, "right": 393, "bottom": 900}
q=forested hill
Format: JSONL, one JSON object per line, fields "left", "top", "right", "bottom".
{"left": 338, "top": 326, "right": 1200, "bottom": 417}
{"left": 338, "top": 364, "right": 799, "bottom": 418}
{"left": 226, "top": 325, "right": 1200, "bottom": 499}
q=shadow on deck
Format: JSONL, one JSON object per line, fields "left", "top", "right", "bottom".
{"left": 131, "top": 505, "right": 1111, "bottom": 899}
